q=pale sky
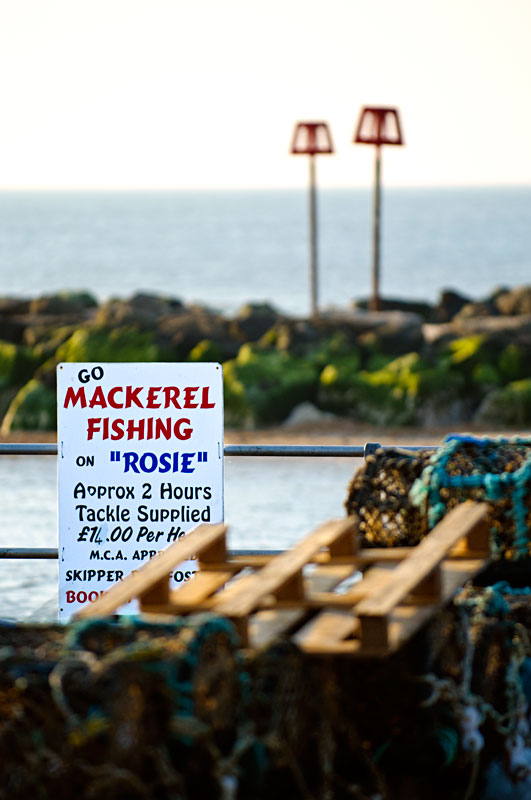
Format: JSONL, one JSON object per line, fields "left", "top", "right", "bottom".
{"left": 0, "top": 0, "right": 530, "bottom": 189}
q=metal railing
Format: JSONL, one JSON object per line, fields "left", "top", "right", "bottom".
{"left": 0, "top": 442, "right": 433, "bottom": 458}
{"left": 0, "top": 440, "right": 436, "bottom": 561}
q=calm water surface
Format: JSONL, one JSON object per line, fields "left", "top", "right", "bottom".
{"left": 0, "top": 188, "right": 529, "bottom": 315}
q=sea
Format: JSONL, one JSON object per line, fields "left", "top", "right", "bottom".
{"left": 0, "top": 187, "right": 529, "bottom": 315}
{"left": 0, "top": 186, "right": 529, "bottom": 620}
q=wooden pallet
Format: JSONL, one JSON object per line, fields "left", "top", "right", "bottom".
{"left": 76, "top": 502, "right": 491, "bottom": 656}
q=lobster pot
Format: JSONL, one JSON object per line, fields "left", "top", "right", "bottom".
{"left": 346, "top": 435, "right": 531, "bottom": 559}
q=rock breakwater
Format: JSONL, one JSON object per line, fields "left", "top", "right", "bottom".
{"left": 0, "top": 286, "right": 530, "bottom": 431}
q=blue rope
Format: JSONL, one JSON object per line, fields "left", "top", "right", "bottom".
{"left": 410, "top": 435, "right": 531, "bottom": 560}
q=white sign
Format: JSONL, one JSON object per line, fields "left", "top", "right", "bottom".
{"left": 57, "top": 362, "right": 224, "bottom": 620}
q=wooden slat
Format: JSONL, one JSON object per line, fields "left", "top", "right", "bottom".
{"left": 166, "top": 571, "right": 234, "bottom": 611}
{"left": 250, "top": 609, "right": 307, "bottom": 649}
{"left": 355, "top": 503, "right": 490, "bottom": 652}
{"left": 354, "top": 548, "right": 413, "bottom": 564}
{"left": 440, "top": 557, "right": 487, "bottom": 599}
{"left": 294, "top": 565, "right": 394, "bottom": 653}
{"left": 247, "top": 563, "right": 355, "bottom": 649}
{"left": 356, "top": 503, "right": 489, "bottom": 621}
{"left": 354, "top": 542, "right": 488, "bottom": 565}
{"left": 358, "top": 555, "right": 488, "bottom": 653}
{"left": 384, "top": 605, "right": 435, "bottom": 653}
{"left": 309, "top": 563, "right": 395, "bottom": 607}
{"left": 301, "top": 639, "right": 361, "bottom": 656}
{"left": 382, "top": 560, "right": 485, "bottom": 651}
{"left": 294, "top": 609, "right": 359, "bottom": 651}
{"left": 211, "top": 571, "right": 258, "bottom": 609}
{"left": 139, "top": 578, "right": 170, "bottom": 608}
{"left": 308, "top": 564, "right": 355, "bottom": 593}
{"left": 216, "top": 518, "right": 357, "bottom": 620}
{"left": 75, "top": 523, "right": 227, "bottom": 618}
{"left": 224, "top": 555, "right": 274, "bottom": 568}
{"left": 198, "top": 534, "right": 227, "bottom": 564}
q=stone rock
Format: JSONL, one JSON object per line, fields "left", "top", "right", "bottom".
{"left": 264, "top": 311, "right": 425, "bottom": 357}
{"left": 0, "top": 315, "right": 29, "bottom": 344}
{"left": 261, "top": 319, "right": 332, "bottom": 355}
{"left": 29, "top": 291, "right": 98, "bottom": 316}
{"left": 0, "top": 297, "right": 31, "bottom": 315}
{"left": 494, "top": 286, "right": 531, "bottom": 316}
{"left": 474, "top": 380, "right": 531, "bottom": 426}
{"left": 454, "top": 300, "right": 498, "bottom": 319}
{"left": 158, "top": 308, "right": 238, "bottom": 360}
{"left": 422, "top": 315, "right": 531, "bottom": 358}
{"left": 432, "top": 289, "right": 471, "bottom": 322}
{"left": 421, "top": 322, "right": 458, "bottom": 347}
{"left": 94, "top": 293, "right": 183, "bottom": 330}
{"left": 282, "top": 402, "right": 336, "bottom": 428}
{"left": 22, "top": 321, "right": 79, "bottom": 350}
{"left": 454, "top": 313, "right": 531, "bottom": 339}
{"left": 322, "top": 309, "right": 424, "bottom": 338}
{"left": 229, "top": 303, "right": 284, "bottom": 342}
{"left": 418, "top": 397, "right": 474, "bottom": 427}
{"left": 357, "top": 317, "right": 424, "bottom": 356}
{"left": 353, "top": 296, "right": 434, "bottom": 320}
{"left": 0, "top": 308, "right": 93, "bottom": 346}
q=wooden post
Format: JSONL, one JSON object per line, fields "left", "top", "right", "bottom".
{"left": 371, "top": 145, "right": 382, "bottom": 312}
{"left": 309, "top": 154, "right": 318, "bottom": 318}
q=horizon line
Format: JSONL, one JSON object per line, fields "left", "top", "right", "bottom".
{"left": 0, "top": 181, "right": 531, "bottom": 193}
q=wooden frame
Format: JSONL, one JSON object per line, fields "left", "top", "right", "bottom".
{"left": 76, "top": 502, "right": 491, "bottom": 657}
